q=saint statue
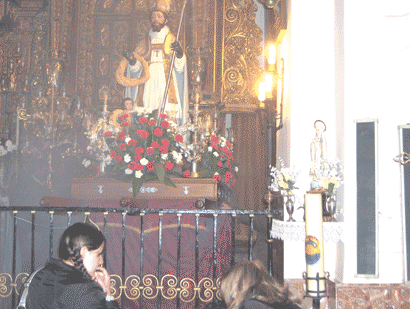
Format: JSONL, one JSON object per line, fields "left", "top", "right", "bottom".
{"left": 116, "top": 0, "right": 189, "bottom": 125}
{"left": 309, "top": 120, "right": 327, "bottom": 185}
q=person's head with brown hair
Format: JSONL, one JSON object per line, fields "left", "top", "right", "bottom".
{"left": 220, "top": 260, "right": 301, "bottom": 309}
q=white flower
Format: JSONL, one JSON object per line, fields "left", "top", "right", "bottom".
{"left": 124, "top": 154, "right": 131, "bottom": 163}
{"left": 213, "top": 151, "right": 219, "bottom": 157}
{"left": 214, "top": 172, "right": 219, "bottom": 176}
{"left": 235, "top": 166, "right": 239, "bottom": 172}
{"left": 172, "top": 151, "right": 183, "bottom": 164}
{"left": 140, "top": 158, "right": 149, "bottom": 166}
{"left": 221, "top": 141, "right": 226, "bottom": 147}
{"left": 208, "top": 146, "right": 213, "bottom": 152}
{"left": 5, "top": 140, "right": 12, "bottom": 148}
{"left": 135, "top": 170, "right": 143, "bottom": 178}
{"left": 125, "top": 168, "right": 133, "bottom": 175}
{"left": 103, "top": 155, "right": 112, "bottom": 165}
{"left": 124, "top": 137, "right": 131, "bottom": 144}
{"left": 161, "top": 154, "right": 168, "bottom": 160}
{"left": 82, "top": 159, "right": 91, "bottom": 167}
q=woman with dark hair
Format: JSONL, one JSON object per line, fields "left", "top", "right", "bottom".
{"left": 220, "top": 260, "right": 302, "bottom": 309}
{"left": 18, "top": 222, "right": 119, "bottom": 309}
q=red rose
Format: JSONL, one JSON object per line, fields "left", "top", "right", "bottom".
{"left": 128, "top": 139, "right": 137, "bottom": 147}
{"left": 134, "top": 154, "right": 141, "bottom": 162}
{"left": 146, "top": 147, "right": 155, "bottom": 155}
{"left": 165, "top": 162, "right": 173, "bottom": 170}
{"left": 210, "top": 135, "right": 218, "bottom": 143}
{"left": 175, "top": 134, "right": 183, "bottom": 143}
{"left": 104, "top": 131, "right": 112, "bottom": 139}
{"left": 154, "top": 128, "right": 163, "bottom": 137}
{"left": 227, "top": 161, "right": 232, "bottom": 169}
{"left": 120, "top": 113, "right": 129, "bottom": 120}
{"left": 110, "top": 150, "right": 116, "bottom": 158}
{"left": 213, "top": 174, "right": 221, "bottom": 182}
{"left": 120, "top": 121, "right": 129, "bottom": 127}
{"left": 114, "top": 156, "right": 122, "bottom": 164}
{"left": 161, "top": 120, "right": 169, "bottom": 129}
{"left": 217, "top": 161, "right": 223, "bottom": 167}
{"left": 139, "top": 117, "right": 148, "bottom": 124}
{"left": 135, "top": 147, "right": 144, "bottom": 154}
{"left": 119, "top": 143, "right": 127, "bottom": 151}
{"left": 159, "top": 145, "right": 168, "bottom": 154}
{"left": 226, "top": 141, "right": 232, "bottom": 147}
{"left": 151, "top": 141, "right": 160, "bottom": 148}
{"left": 160, "top": 114, "right": 168, "bottom": 118}
{"left": 226, "top": 171, "right": 233, "bottom": 179}
{"left": 135, "top": 163, "right": 144, "bottom": 171}
{"left": 147, "top": 162, "right": 155, "bottom": 171}
{"left": 184, "top": 170, "right": 191, "bottom": 177}
{"left": 224, "top": 176, "right": 229, "bottom": 184}
{"left": 161, "top": 138, "right": 170, "bottom": 147}
{"left": 212, "top": 143, "right": 219, "bottom": 150}
{"left": 128, "top": 161, "right": 137, "bottom": 170}
{"left": 148, "top": 120, "right": 155, "bottom": 126}
{"left": 139, "top": 130, "right": 149, "bottom": 139}
{"left": 117, "top": 131, "right": 125, "bottom": 141}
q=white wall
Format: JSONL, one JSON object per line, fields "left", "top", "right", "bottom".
{"left": 274, "top": 0, "right": 410, "bottom": 284}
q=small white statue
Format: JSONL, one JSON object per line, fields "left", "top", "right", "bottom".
{"left": 309, "top": 120, "right": 327, "bottom": 187}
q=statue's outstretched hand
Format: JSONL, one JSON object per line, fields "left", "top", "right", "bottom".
{"left": 122, "top": 49, "right": 137, "bottom": 65}
{"left": 171, "top": 41, "right": 183, "bottom": 59}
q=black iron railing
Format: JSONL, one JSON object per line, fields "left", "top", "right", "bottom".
{"left": 0, "top": 205, "right": 281, "bottom": 309}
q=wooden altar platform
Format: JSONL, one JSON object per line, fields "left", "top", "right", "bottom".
{"left": 70, "top": 177, "right": 218, "bottom": 201}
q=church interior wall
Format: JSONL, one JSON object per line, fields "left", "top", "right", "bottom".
{"left": 272, "top": 0, "right": 410, "bottom": 288}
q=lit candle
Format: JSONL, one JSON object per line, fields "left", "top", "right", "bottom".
{"left": 268, "top": 43, "right": 276, "bottom": 65}
{"left": 258, "top": 81, "right": 266, "bottom": 102}
{"left": 305, "top": 192, "right": 326, "bottom": 298}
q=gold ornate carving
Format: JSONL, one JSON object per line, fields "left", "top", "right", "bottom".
{"left": 76, "top": 0, "right": 98, "bottom": 108}
{"left": 221, "top": 0, "right": 264, "bottom": 113}
{"left": 99, "top": 54, "right": 107, "bottom": 77}
{"left": 104, "top": 0, "right": 114, "bottom": 9}
{"left": 101, "top": 26, "right": 109, "bottom": 47}
{"left": 115, "top": 0, "right": 134, "bottom": 13}
{"left": 0, "top": 272, "right": 28, "bottom": 298}
{"left": 180, "top": 277, "right": 196, "bottom": 302}
{"left": 1, "top": 272, "right": 224, "bottom": 303}
{"left": 124, "top": 275, "right": 141, "bottom": 299}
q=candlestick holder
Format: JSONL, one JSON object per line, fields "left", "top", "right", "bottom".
{"left": 302, "top": 271, "right": 329, "bottom": 309}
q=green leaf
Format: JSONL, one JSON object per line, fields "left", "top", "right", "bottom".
{"left": 155, "top": 162, "right": 166, "bottom": 183}
{"left": 132, "top": 177, "right": 144, "bottom": 197}
{"left": 162, "top": 174, "right": 177, "bottom": 188}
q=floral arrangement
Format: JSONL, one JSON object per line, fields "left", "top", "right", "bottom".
{"left": 191, "top": 134, "right": 238, "bottom": 185}
{"left": 268, "top": 158, "right": 299, "bottom": 195}
{"left": 318, "top": 176, "right": 340, "bottom": 195}
{"left": 0, "top": 140, "right": 17, "bottom": 156}
{"left": 316, "top": 158, "right": 343, "bottom": 195}
{"left": 102, "top": 109, "right": 185, "bottom": 196}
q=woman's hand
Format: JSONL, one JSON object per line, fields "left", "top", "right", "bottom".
{"left": 94, "top": 266, "right": 112, "bottom": 296}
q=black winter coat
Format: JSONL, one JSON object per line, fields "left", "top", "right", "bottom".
{"left": 19, "top": 258, "right": 119, "bottom": 309}
{"left": 240, "top": 298, "right": 302, "bottom": 309}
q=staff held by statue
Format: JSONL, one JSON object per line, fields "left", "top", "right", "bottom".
{"left": 116, "top": 0, "right": 189, "bottom": 126}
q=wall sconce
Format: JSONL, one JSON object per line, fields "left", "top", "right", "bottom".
{"left": 264, "top": 0, "right": 279, "bottom": 10}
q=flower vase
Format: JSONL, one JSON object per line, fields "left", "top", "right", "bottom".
{"left": 283, "top": 193, "right": 296, "bottom": 222}
{"left": 325, "top": 194, "right": 337, "bottom": 222}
